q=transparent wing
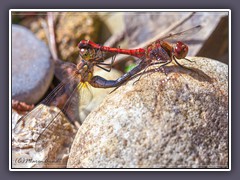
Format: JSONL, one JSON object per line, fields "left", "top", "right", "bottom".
{"left": 158, "top": 25, "right": 202, "bottom": 41}
{"left": 34, "top": 82, "right": 84, "bottom": 152}
{"left": 13, "top": 71, "right": 77, "bottom": 134}
{"left": 34, "top": 82, "right": 93, "bottom": 152}
{"left": 78, "top": 82, "right": 93, "bottom": 108}
{"left": 12, "top": 62, "right": 91, "bottom": 151}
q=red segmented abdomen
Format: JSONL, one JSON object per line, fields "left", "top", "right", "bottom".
{"left": 78, "top": 40, "right": 146, "bottom": 58}
{"left": 100, "top": 46, "right": 146, "bottom": 58}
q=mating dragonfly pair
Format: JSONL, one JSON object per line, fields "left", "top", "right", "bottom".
{"left": 13, "top": 25, "right": 202, "bottom": 151}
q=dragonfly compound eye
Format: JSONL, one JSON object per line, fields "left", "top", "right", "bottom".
{"left": 79, "top": 48, "right": 87, "bottom": 56}
{"left": 78, "top": 40, "right": 90, "bottom": 48}
{"left": 79, "top": 48, "right": 96, "bottom": 60}
{"left": 173, "top": 41, "right": 188, "bottom": 59}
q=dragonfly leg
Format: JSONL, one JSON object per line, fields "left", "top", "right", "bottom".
{"left": 158, "top": 65, "right": 167, "bottom": 76}
{"left": 131, "top": 58, "right": 173, "bottom": 85}
{"left": 184, "top": 57, "right": 195, "bottom": 63}
{"left": 173, "top": 56, "right": 192, "bottom": 70}
{"left": 96, "top": 64, "right": 112, "bottom": 72}
{"left": 132, "top": 65, "right": 151, "bottom": 85}
{"left": 149, "top": 60, "right": 172, "bottom": 76}
{"left": 95, "top": 53, "right": 117, "bottom": 72}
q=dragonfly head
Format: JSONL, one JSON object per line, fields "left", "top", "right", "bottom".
{"left": 78, "top": 40, "right": 91, "bottom": 48}
{"left": 79, "top": 48, "right": 96, "bottom": 61}
{"left": 173, "top": 41, "right": 188, "bottom": 59}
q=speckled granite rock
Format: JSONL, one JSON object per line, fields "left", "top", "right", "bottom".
{"left": 12, "top": 110, "right": 22, "bottom": 130}
{"left": 67, "top": 57, "right": 228, "bottom": 168}
{"left": 12, "top": 105, "right": 77, "bottom": 168}
{"left": 12, "top": 24, "right": 54, "bottom": 104}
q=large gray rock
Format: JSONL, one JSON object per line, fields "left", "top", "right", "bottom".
{"left": 12, "top": 24, "right": 54, "bottom": 104}
{"left": 67, "top": 57, "right": 228, "bottom": 168}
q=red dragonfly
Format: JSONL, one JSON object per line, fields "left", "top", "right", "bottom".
{"left": 78, "top": 25, "right": 202, "bottom": 88}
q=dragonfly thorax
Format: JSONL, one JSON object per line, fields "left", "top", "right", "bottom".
{"left": 76, "top": 60, "right": 93, "bottom": 82}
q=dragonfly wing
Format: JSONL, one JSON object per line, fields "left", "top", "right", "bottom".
{"left": 159, "top": 25, "right": 202, "bottom": 41}
{"left": 13, "top": 72, "right": 76, "bottom": 131}
{"left": 35, "top": 82, "right": 94, "bottom": 151}
{"left": 34, "top": 105, "right": 76, "bottom": 152}
{"left": 13, "top": 66, "right": 80, "bottom": 151}
{"left": 76, "top": 82, "right": 93, "bottom": 123}
{"left": 34, "top": 80, "right": 83, "bottom": 151}
{"left": 79, "top": 82, "right": 93, "bottom": 108}
{"left": 56, "top": 82, "right": 93, "bottom": 125}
